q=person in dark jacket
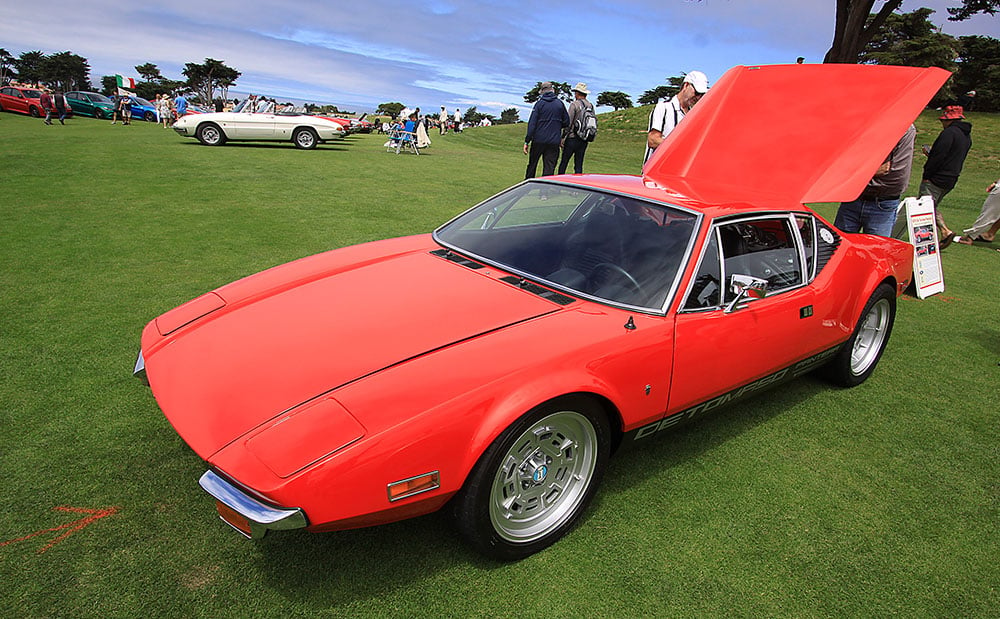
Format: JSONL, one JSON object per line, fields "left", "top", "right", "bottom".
{"left": 920, "top": 105, "right": 973, "bottom": 248}
{"left": 523, "top": 82, "right": 569, "bottom": 179}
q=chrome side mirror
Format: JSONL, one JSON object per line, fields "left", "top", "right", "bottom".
{"left": 725, "top": 274, "right": 768, "bottom": 313}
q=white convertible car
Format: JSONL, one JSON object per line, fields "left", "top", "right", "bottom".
{"left": 172, "top": 100, "right": 346, "bottom": 149}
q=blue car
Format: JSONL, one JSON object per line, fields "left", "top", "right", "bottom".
{"left": 126, "top": 96, "right": 159, "bottom": 122}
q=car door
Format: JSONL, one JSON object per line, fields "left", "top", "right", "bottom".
{"left": 4, "top": 88, "right": 27, "bottom": 114}
{"left": 66, "top": 92, "right": 87, "bottom": 115}
{"left": 228, "top": 112, "right": 276, "bottom": 139}
{"left": 668, "top": 214, "right": 831, "bottom": 415}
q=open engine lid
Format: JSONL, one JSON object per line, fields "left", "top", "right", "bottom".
{"left": 642, "top": 64, "right": 951, "bottom": 205}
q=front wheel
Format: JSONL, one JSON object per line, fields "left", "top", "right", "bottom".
{"left": 452, "top": 396, "right": 610, "bottom": 561}
{"left": 144, "top": 111, "right": 155, "bottom": 122}
{"left": 196, "top": 123, "right": 226, "bottom": 146}
{"left": 29, "top": 106, "right": 41, "bottom": 118}
{"left": 823, "top": 283, "right": 896, "bottom": 387}
{"left": 293, "top": 127, "right": 318, "bottom": 150}
{"left": 94, "top": 109, "right": 104, "bottom": 119}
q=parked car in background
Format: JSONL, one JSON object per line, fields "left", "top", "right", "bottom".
{"left": 65, "top": 91, "right": 115, "bottom": 119}
{"left": 135, "top": 65, "right": 949, "bottom": 561}
{"left": 125, "top": 96, "right": 159, "bottom": 122}
{"left": 171, "top": 100, "right": 345, "bottom": 149}
{"left": 0, "top": 86, "right": 45, "bottom": 117}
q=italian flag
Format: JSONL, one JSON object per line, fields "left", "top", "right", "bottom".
{"left": 116, "top": 75, "right": 136, "bottom": 90}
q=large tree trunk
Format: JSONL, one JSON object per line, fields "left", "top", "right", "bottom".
{"left": 824, "top": 0, "right": 904, "bottom": 63}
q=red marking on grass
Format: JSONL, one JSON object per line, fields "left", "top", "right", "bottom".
{"left": 0, "top": 506, "right": 120, "bottom": 554}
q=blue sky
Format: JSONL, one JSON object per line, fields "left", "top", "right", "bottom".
{"left": 1, "top": 1, "right": 996, "bottom": 115}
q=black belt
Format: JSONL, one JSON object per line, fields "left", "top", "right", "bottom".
{"left": 859, "top": 194, "right": 900, "bottom": 201}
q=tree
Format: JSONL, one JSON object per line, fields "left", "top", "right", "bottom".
{"left": 376, "top": 102, "right": 404, "bottom": 118}
{"left": 135, "top": 63, "right": 164, "bottom": 82}
{"left": 826, "top": 0, "right": 1000, "bottom": 63}
{"left": 596, "top": 91, "right": 633, "bottom": 110}
{"left": 638, "top": 76, "right": 685, "bottom": 106}
{"left": 13, "top": 50, "right": 46, "bottom": 85}
{"left": 182, "top": 58, "right": 240, "bottom": 105}
{"left": 500, "top": 107, "right": 520, "bottom": 124}
{"left": 948, "top": 0, "right": 1000, "bottom": 20}
{"left": 860, "top": 8, "right": 958, "bottom": 70}
{"left": 463, "top": 106, "right": 488, "bottom": 125}
{"left": 524, "top": 81, "right": 573, "bottom": 103}
{"left": 42, "top": 51, "right": 90, "bottom": 91}
{"left": 955, "top": 35, "right": 1000, "bottom": 112}
{"left": 100, "top": 75, "right": 117, "bottom": 97}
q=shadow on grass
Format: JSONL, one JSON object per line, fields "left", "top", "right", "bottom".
{"left": 247, "top": 373, "right": 831, "bottom": 606}
{"left": 176, "top": 141, "right": 354, "bottom": 152}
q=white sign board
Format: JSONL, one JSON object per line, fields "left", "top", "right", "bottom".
{"left": 899, "top": 196, "right": 944, "bottom": 299}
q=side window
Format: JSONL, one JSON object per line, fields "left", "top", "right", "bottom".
{"left": 683, "top": 231, "right": 721, "bottom": 309}
{"left": 795, "top": 214, "right": 816, "bottom": 280}
{"left": 718, "top": 218, "right": 803, "bottom": 303}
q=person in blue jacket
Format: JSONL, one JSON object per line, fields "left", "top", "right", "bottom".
{"left": 523, "top": 82, "right": 569, "bottom": 179}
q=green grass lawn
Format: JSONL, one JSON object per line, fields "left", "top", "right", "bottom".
{"left": 1, "top": 108, "right": 997, "bottom": 618}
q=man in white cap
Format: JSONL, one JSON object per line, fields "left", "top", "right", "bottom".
{"left": 644, "top": 70, "right": 709, "bottom": 164}
{"left": 558, "top": 82, "right": 596, "bottom": 174}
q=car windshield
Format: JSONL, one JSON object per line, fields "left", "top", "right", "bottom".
{"left": 89, "top": 93, "right": 111, "bottom": 103}
{"left": 134, "top": 97, "right": 154, "bottom": 107}
{"left": 434, "top": 181, "right": 699, "bottom": 311}
{"left": 23, "top": 89, "right": 42, "bottom": 98}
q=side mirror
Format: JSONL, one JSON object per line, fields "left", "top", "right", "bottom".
{"left": 725, "top": 274, "right": 768, "bottom": 313}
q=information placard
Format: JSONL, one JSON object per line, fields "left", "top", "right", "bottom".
{"left": 898, "top": 196, "right": 944, "bottom": 299}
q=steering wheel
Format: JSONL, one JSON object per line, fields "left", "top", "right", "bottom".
{"left": 591, "top": 263, "right": 644, "bottom": 298}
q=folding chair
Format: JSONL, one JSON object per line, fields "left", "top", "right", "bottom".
{"left": 386, "top": 128, "right": 420, "bottom": 155}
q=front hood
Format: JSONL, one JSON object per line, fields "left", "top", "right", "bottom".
{"left": 144, "top": 243, "right": 561, "bottom": 458}
{"left": 642, "top": 64, "right": 950, "bottom": 205}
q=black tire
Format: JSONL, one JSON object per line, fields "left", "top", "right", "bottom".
{"left": 452, "top": 395, "right": 610, "bottom": 561}
{"left": 144, "top": 111, "right": 155, "bottom": 122}
{"left": 94, "top": 109, "right": 104, "bottom": 119}
{"left": 823, "top": 283, "right": 896, "bottom": 387}
{"left": 29, "top": 106, "right": 41, "bottom": 118}
{"left": 293, "top": 127, "right": 318, "bottom": 150}
{"left": 196, "top": 123, "right": 227, "bottom": 146}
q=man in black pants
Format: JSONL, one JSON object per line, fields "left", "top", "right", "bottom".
{"left": 523, "top": 82, "right": 568, "bottom": 179}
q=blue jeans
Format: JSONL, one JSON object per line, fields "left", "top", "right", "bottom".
{"left": 834, "top": 197, "right": 901, "bottom": 238}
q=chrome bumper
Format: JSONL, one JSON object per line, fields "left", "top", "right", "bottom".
{"left": 198, "top": 470, "right": 307, "bottom": 538}
{"left": 133, "top": 350, "right": 148, "bottom": 385}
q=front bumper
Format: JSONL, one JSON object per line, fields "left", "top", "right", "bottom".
{"left": 198, "top": 470, "right": 308, "bottom": 538}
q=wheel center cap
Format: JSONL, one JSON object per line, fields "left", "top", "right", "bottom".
{"left": 532, "top": 465, "right": 548, "bottom": 484}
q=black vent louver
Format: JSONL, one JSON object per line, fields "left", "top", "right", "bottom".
{"left": 815, "top": 221, "right": 841, "bottom": 276}
{"left": 430, "top": 248, "right": 485, "bottom": 269}
{"left": 499, "top": 276, "right": 575, "bottom": 306}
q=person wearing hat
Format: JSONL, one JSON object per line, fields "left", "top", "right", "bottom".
{"left": 920, "top": 105, "right": 973, "bottom": 248}
{"left": 644, "top": 70, "right": 709, "bottom": 164}
{"left": 523, "top": 81, "right": 569, "bottom": 179}
{"left": 558, "top": 82, "right": 596, "bottom": 174}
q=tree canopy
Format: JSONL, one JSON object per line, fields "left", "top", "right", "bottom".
{"left": 500, "top": 107, "right": 520, "bottom": 124}
{"left": 826, "top": 0, "right": 999, "bottom": 63}
{"left": 524, "top": 81, "right": 573, "bottom": 103}
{"left": 596, "top": 91, "right": 633, "bottom": 110}
{"left": 182, "top": 58, "right": 240, "bottom": 105}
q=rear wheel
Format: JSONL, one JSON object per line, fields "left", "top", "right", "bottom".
{"left": 293, "top": 127, "right": 318, "bottom": 149}
{"left": 823, "top": 283, "right": 896, "bottom": 387}
{"left": 196, "top": 123, "right": 226, "bottom": 146}
{"left": 453, "top": 395, "right": 610, "bottom": 561}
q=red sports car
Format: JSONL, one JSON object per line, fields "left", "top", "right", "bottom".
{"left": 0, "top": 85, "right": 46, "bottom": 117}
{"left": 135, "top": 65, "right": 948, "bottom": 560}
